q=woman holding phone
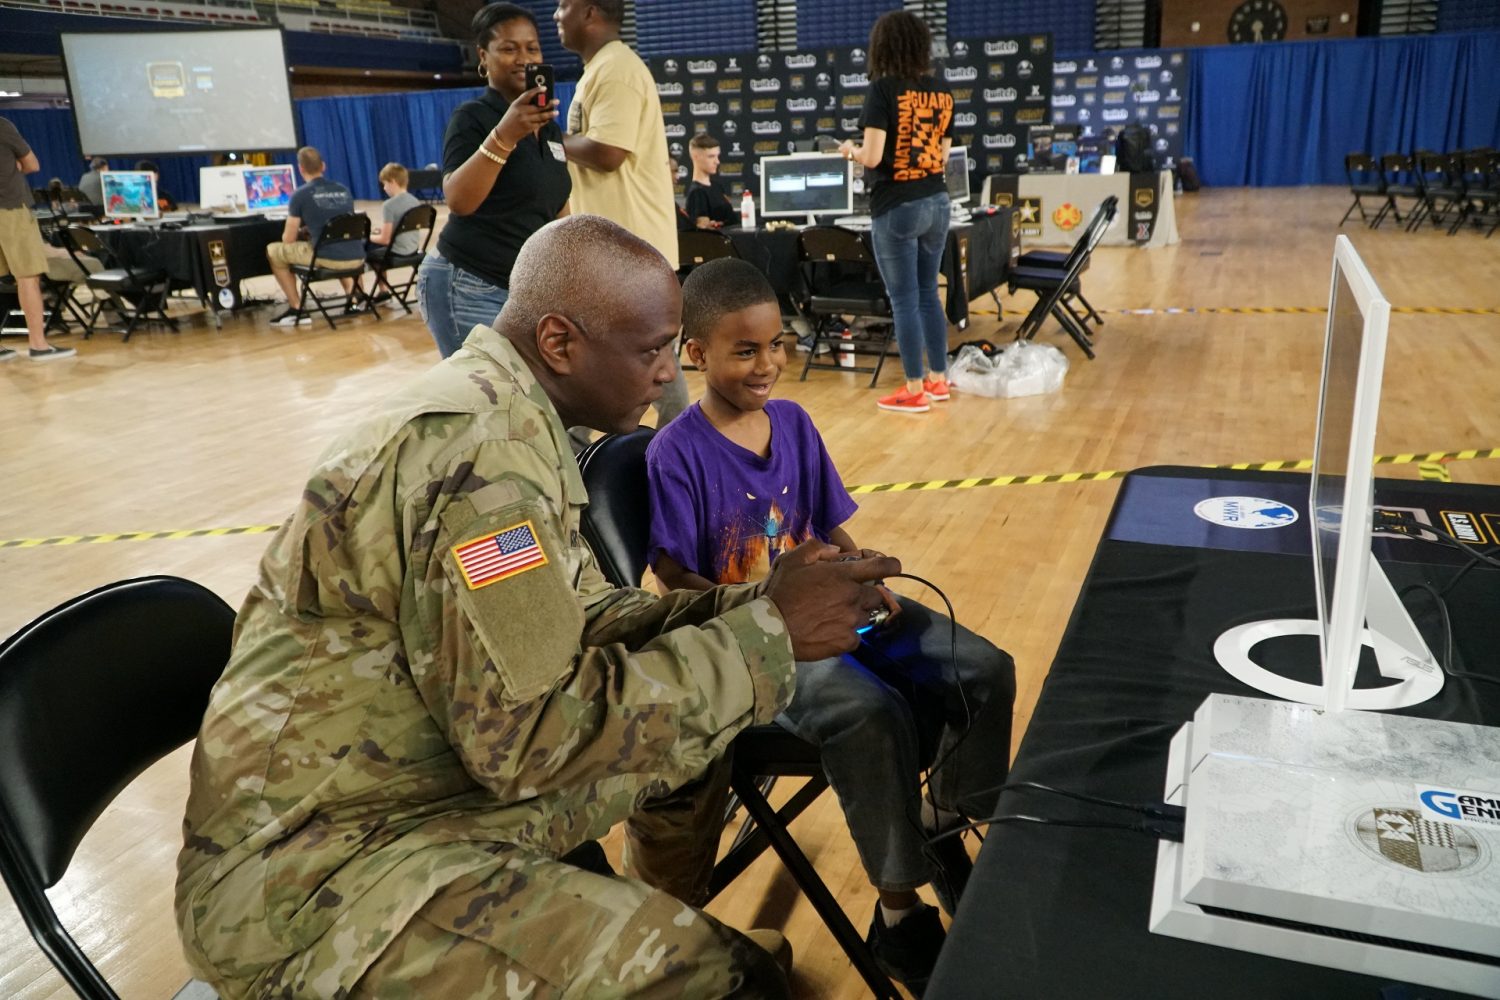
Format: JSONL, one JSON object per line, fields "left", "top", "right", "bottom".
{"left": 417, "top": 2, "right": 569, "bottom": 357}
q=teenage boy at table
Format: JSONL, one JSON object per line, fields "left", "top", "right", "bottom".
{"left": 641, "top": 257, "right": 1017, "bottom": 995}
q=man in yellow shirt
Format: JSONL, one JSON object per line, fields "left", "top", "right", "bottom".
{"left": 556, "top": 0, "right": 687, "bottom": 425}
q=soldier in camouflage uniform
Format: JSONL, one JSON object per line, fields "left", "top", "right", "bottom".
{"left": 176, "top": 214, "right": 897, "bottom": 999}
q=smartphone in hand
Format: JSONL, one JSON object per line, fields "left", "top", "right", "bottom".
{"left": 524, "top": 63, "right": 556, "bottom": 109}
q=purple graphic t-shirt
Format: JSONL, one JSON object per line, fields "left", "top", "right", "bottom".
{"left": 646, "top": 399, "right": 858, "bottom": 585}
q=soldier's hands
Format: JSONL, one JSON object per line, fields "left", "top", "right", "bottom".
{"left": 763, "top": 541, "right": 902, "bottom": 661}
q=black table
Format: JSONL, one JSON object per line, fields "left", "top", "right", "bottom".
{"left": 724, "top": 208, "right": 1015, "bottom": 330}
{"left": 928, "top": 466, "right": 1500, "bottom": 1000}
{"left": 90, "top": 218, "right": 283, "bottom": 313}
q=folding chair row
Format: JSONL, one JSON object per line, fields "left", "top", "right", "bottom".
{"left": 295, "top": 208, "right": 438, "bottom": 329}
{"left": 1343, "top": 150, "right": 1500, "bottom": 237}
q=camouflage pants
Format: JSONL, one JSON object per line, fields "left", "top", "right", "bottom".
{"left": 623, "top": 752, "right": 735, "bottom": 906}
{"left": 346, "top": 843, "right": 788, "bottom": 999}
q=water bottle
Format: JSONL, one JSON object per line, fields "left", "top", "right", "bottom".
{"left": 741, "top": 190, "right": 756, "bottom": 229}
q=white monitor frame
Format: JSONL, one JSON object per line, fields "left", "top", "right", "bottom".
{"left": 1213, "top": 235, "right": 1440, "bottom": 712}
{"left": 945, "top": 145, "right": 970, "bottom": 206}
{"left": 100, "top": 169, "right": 159, "bottom": 220}
{"left": 759, "top": 152, "right": 854, "bottom": 221}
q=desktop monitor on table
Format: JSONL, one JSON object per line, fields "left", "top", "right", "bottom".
{"left": 945, "top": 145, "right": 970, "bottom": 205}
{"left": 100, "top": 170, "right": 159, "bottom": 220}
{"left": 1213, "top": 234, "right": 1439, "bottom": 711}
{"left": 244, "top": 165, "right": 296, "bottom": 211}
{"left": 759, "top": 153, "right": 854, "bottom": 223}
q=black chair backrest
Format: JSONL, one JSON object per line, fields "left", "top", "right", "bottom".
{"left": 575, "top": 428, "right": 656, "bottom": 589}
{"left": 1381, "top": 153, "right": 1413, "bottom": 182}
{"left": 312, "top": 212, "right": 371, "bottom": 254}
{"left": 0, "top": 576, "right": 235, "bottom": 888}
{"left": 1345, "top": 152, "right": 1383, "bottom": 187}
{"left": 678, "top": 229, "right": 739, "bottom": 269}
{"left": 798, "top": 225, "right": 874, "bottom": 265}
{"left": 387, "top": 203, "right": 437, "bottom": 254}
{"left": 1057, "top": 195, "right": 1117, "bottom": 270}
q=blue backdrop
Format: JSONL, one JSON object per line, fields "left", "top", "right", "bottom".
{"left": 1185, "top": 30, "right": 1500, "bottom": 187}
{"left": 7, "top": 82, "right": 575, "bottom": 204}
{"left": 9, "top": 31, "right": 1500, "bottom": 195}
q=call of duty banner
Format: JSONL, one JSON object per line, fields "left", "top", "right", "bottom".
{"left": 1049, "top": 49, "right": 1190, "bottom": 171}
{"left": 649, "top": 35, "right": 1052, "bottom": 199}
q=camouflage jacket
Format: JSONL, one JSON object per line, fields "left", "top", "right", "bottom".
{"left": 175, "top": 326, "right": 796, "bottom": 998}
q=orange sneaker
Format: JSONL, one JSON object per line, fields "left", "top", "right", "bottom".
{"left": 877, "top": 387, "right": 931, "bottom": 413}
{"left": 923, "top": 378, "right": 951, "bottom": 401}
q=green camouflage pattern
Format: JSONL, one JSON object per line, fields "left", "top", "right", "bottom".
{"left": 176, "top": 326, "right": 796, "bottom": 998}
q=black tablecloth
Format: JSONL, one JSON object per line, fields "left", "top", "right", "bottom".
{"left": 723, "top": 209, "right": 1013, "bottom": 329}
{"left": 928, "top": 466, "right": 1500, "bottom": 1000}
{"left": 92, "top": 218, "right": 282, "bottom": 305}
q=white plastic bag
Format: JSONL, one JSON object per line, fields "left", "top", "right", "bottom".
{"left": 949, "top": 340, "right": 1069, "bottom": 398}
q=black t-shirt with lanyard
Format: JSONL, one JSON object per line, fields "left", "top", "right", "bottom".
{"left": 857, "top": 75, "right": 955, "bottom": 219}
{"left": 437, "top": 88, "right": 572, "bottom": 289}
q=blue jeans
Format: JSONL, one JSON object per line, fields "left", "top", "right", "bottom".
{"left": 625, "top": 595, "right": 1014, "bottom": 901}
{"left": 775, "top": 595, "right": 1014, "bottom": 892}
{"left": 415, "top": 251, "right": 509, "bottom": 358}
{"left": 870, "top": 192, "right": 951, "bottom": 382}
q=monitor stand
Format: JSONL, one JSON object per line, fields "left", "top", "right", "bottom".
{"left": 1212, "top": 556, "right": 1442, "bottom": 710}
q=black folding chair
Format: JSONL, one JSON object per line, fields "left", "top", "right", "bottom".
{"left": 575, "top": 429, "right": 900, "bottom": 1000}
{"left": 1340, "top": 153, "right": 1386, "bottom": 227}
{"left": 1373, "top": 153, "right": 1423, "bottom": 229}
{"left": 1407, "top": 151, "right": 1464, "bottom": 232}
{"left": 1446, "top": 152, "right": 1499, "bottom": 236}
{"left": 795, "top": 226, "right": 895, "bottom": 388}
{"left": 366, "top": 204, "right": 436, "bottom": 315}
{"left": 290, "top": 213, "right": 371, "bottom": 330}
{"left": 0, "top": 576, "right": 234, "bottom": 1000}
{"left": 60, "top": 225, "right": 178, "bottom": 341}
{"left": 1013, "top": 195, "right": 1118, "bottom": 329}
{"left": 1008, "top": 195, "right": 1118, "bottom": 359}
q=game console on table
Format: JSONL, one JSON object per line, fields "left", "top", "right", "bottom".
{"left": 1151, "top": 693, "right": 1500, "bottom": 997}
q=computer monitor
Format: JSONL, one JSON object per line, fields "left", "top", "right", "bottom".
{"left": 100, "top": 170, "right": 159, "bottom": 220}
{"left": 945, "top": 146, "right": 970, "bottom": 205}
{"left": 244, "top": 164, "right": 296, "bottom": 211}
{"left": 759, "top": 153, "right": 854, "bottom": 221}
{"left": 1213, "top": 235, "right": 1439, "bottom": 712}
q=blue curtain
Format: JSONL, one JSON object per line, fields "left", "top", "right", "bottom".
{"left": 1187, "top": 31, "right": 1500, "bottom": 187}
{"left": 7, "top": 82, "right": 574, "bottom": 203}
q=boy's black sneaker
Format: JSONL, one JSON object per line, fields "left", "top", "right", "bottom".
{"left": 271, "top": 309, "right": 309, "bottom": 327}
{"left": 866, "top": 902, "right": 945, "bottom": 997}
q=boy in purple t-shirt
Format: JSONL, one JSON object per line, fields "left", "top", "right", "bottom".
{"left": 643, "top": 258, "right": 1017, "bottom": 993}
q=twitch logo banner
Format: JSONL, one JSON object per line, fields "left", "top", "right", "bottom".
{"left": 1050, "top": 49, "right": 1190, "bottom": 171}
{"left": 940, "top": 34, "right": 1053, "bottom": 178}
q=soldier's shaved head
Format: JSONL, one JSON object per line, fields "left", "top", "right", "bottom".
{"left": 501, "top": 215, "right": 676, "bottom": 344}
{"left": 498, "top": 214, "right": 683, "bottom": 433}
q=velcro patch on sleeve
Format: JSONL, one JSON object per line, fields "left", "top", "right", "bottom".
{"left": 451, "top": 520, "right": 549, "bottom": 590}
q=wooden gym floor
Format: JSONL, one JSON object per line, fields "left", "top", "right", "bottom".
{"left": 1, "top": 186, "right": 1497, "bottom": 999}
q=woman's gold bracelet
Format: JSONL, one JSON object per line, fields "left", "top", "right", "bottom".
{"left": 477, "top": 144, "right": 507, "bottom": 166}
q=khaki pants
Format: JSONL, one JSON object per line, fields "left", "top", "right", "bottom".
{"left": 0, "top": 206, "right": 48, "bottom": 279}
{"left": 266, "top": 240, "right": 364, "bottom": 272}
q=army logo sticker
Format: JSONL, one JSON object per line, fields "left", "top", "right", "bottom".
{"left": 452, "top": 520, "right": 548, "bottom": 589}
{"left": 1053, "top": 203, "right": 1083, "bottom": 231}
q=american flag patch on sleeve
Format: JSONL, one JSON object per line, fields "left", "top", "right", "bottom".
{"left": 452, "top": 520, "right": 548, "bottom": 589}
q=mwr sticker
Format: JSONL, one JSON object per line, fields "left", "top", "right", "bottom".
{"left": 1192, "top": 496, "right": 1298, "bottom": 530}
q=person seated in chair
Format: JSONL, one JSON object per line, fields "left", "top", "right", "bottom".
{"left": 642, "top": 257, "right": 1016, "bottom": 996}
{"left": 363, "top": 161, "right": 423, "bottom": 305}
{"left": 177, "top": 214, "right": 903, "bottom": 1000}
{"left": 686, "top": 132, "right": 738, "bottom": 229}
{"left": 265, "top": 145, "right": 363, "bottom": 326}
{"left": 133, "top": 160, "right": 178, "bottom": 212}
